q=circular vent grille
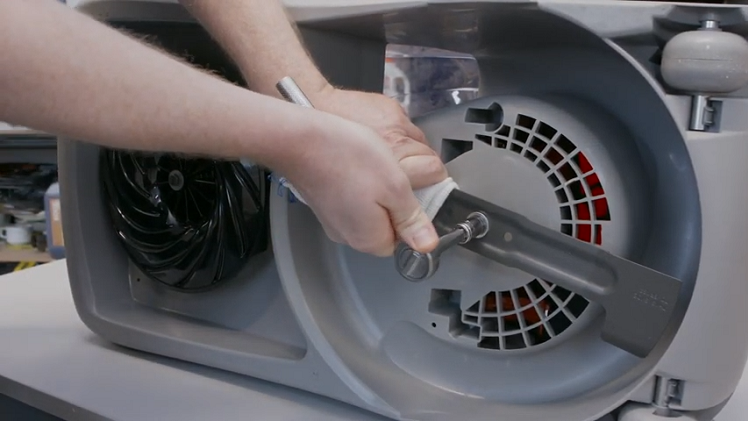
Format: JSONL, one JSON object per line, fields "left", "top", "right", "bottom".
{"left": 456, "top": 112, "right": 611, "bottom": 351}
{"left": 100, "top": 150, "right": 269, "bottom": 292}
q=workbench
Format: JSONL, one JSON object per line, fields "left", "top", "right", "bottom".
{"left": 0, "top": 261, "right": 744, "bottom": 420}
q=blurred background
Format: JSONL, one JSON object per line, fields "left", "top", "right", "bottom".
{"left": 0, "top": 125, "right": 61, "bottom": 275}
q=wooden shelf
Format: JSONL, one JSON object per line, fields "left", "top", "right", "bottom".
{"left": 0, "top": 244, "right": 53, "bottom": 263}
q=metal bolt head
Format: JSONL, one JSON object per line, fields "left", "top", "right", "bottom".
{"left": 394, "top": 211, "right": 489, "bottom": 282}
{"left": 395, "top": 243, "right": 438, "bottom": 282}
{"left": 168, "top": 170, "right": 184, "bottom": 191}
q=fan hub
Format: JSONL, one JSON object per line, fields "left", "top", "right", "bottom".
{"left": 168, "top": 170, "right": 185, "bottom": 192}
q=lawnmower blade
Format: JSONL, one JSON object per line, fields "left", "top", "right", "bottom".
{"left": 433, "top": 189, "right": 682, "bottom": 358}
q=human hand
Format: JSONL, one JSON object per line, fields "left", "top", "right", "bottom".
{"left": 311, "top": 86, "right": 448, "bottom": 190}
{"left": 274, "top": 111, "right": 440, "bottom": 257}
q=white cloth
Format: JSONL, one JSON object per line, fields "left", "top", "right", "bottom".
{"left": 412, "top": 177, "right": 459, "bottom": 220}
{"left": 279, "top": 177, "right": 459, "bottom": 220}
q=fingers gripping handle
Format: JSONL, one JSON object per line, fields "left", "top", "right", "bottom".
{"left": 396, "top": 212, "right": 489, "bottom": 281}
{"left": 274, "top": 77, "right": 459, "bottom": 219}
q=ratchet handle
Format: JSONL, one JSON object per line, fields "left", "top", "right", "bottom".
{"left": 276, "top": 77, "right": 314, "bottom": 108}
{"left": 395, "top": 230, "right": 464, "bottom": 282}
{"left": 395, "top": 212, "right": 489, "bottom": 281}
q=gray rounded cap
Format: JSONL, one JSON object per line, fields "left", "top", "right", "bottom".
{"left": 662, "top": 29, "right": 748, "bottom": 93}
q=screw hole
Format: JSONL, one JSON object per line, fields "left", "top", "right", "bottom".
{"left": 136, "top": 278, "right": 141, "bottom": 282}
{"left": 431, "top": 322, "right": 437, "bottom": 328}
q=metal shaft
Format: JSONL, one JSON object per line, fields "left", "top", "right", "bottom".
{"left": 433, "top": 229, "right": 469, "bottom": 254}
{"left": 276, "top": 77, "right": 314, "bottom": 108}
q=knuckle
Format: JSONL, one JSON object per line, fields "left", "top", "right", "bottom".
{"left": 426, "top": 155, "right": 448, "bottom": 176}
{"left": 384, "top": 96, "right": 403, "bottom": 109}
{"left": 375, "top": 243, "right": 396, "bottom": 257}
{"left": 385, "top": 98, "right": 410, "bottom": 118}
{"left": 350, "top": 234, "right": 393, "bottom": 257}
{"left": 321, "top": 225, "right": 344, "bottom": 245}
{"left": 413, "top": 142, "right": 437, "bottom": 157}
{"left": 348, "top": 238, "right": 368, "bottom": 253}
{"left": 394, "top": 206, "right": 422, "bottom": 231}
{"left": 388, "top": 173, "right": 411, "bottom": 194}
{"left": 388, "top": 134, "right": 409, "bottom": 149}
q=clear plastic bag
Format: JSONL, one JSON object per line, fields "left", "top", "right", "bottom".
{"left": 383, "top": 44, "right": 480, "bottom": 118}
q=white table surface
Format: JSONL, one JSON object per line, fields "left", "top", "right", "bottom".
{"left": 0, "top": 261, "right": 744, "bottom": 421}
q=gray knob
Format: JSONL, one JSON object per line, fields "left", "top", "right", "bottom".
{"left": 662, "top": 23, "right": 748, "bottom": 94}
{"left": 396, "top": 248, "right": 435, "bottom": 280}
{"left": 395, "top": 230, "right": 463, "bottom": 281}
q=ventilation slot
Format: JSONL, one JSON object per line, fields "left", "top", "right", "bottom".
{"left": 442, "top": 139, "right": 475, "bottom": 164}
{"left": 487, "top": 113, "right": 610, "bottom": 246}
{"left": 465, "top": 102, "right": 504, "bottom": 132}
{"left": 429, "top": 111, "right": 612, "bottom": 351}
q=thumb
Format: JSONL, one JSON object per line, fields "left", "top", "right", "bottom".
{"left": 388, "top": 194, "right": 439, "bottom": 253}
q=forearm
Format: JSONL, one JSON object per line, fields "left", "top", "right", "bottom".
{"left": 179, "top": 0, "right": 330, "bottom": 99}
{"left": 0, "top": 0, "right": 321, "bottom": 170}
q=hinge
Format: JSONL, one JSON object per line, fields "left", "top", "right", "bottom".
{"left": 689, "top": 95, "right": 721, "bottom": 132}
{"left": 652, "top": 376, "right": 684, "bottom": 416}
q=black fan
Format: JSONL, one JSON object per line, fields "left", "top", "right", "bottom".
{"left": 100, "top": 150, "right": 269, "bottom": 292}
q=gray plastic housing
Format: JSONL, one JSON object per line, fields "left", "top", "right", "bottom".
{"left": 59, "top": 1, "right": 748, "bottom": 420}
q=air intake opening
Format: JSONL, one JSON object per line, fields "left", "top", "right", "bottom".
{"left": 100, "top": 151, "right": 270, "bottom": 292}
{"left": 476, "top": 113, "right": 609, "bottom": 246}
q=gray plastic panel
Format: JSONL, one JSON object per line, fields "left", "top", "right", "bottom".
{"left": 655, "top": 101, "right": 748, "bottom": 410}
{"left": 268, "top": 4, "right": 702, "bottom": 421}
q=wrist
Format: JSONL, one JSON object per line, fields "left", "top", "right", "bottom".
{"left": 310, "top": 82, "right": 349, "bottom": 112}
{"left": 306, "top": 81, "right": 336, "bottom": 106}
{"left": 238, "top": 64, "right": 332, "bottom": 101}
{"left": 250, "top": 101, "right": 331, "bottom": 174}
